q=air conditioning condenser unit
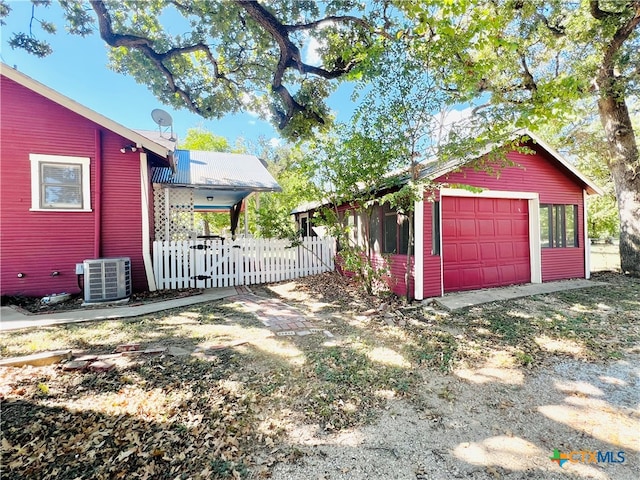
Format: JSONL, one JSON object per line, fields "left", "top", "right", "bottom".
{"left": 83, "top": 257, "right": 132, "bottom": 304}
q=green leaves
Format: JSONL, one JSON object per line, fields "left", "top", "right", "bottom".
{"left": 8, "top": 32, "right": 52, "bottom": 57}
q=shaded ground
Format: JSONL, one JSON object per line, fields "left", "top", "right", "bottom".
{"left": 1, "top": 288, "right": 203, "bottom": 315}
{"left": 1, "top": 271, "right": 639, "bottom": 479}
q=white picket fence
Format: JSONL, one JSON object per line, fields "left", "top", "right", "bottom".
{"left": 153, "top": 237, "right": 336, "bottom": 289}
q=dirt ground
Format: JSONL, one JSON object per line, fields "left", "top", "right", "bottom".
{"left": 262, "top": 275, "right": 639, "bottom": 480}
{"left": 271, "top": 357, "right": 639, "bottom": 480}
{"left": 1, "top": 271, "right": 638, "bottom": 479}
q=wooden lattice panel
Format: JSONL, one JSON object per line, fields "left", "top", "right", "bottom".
{"left": 153, "top": 185, "right": 195, "bottom": 241}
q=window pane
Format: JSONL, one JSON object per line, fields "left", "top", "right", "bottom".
{"left": 41, "top": 163, "right": 82, "bottom": 208}
{"left": 554, "top": 205, "right": 566, "bottom": 247}
{"left": 399, "top": 215, "right": 410, "bottom": 255}
{"left": 432, "top": 201, "right": 441, "bottom": 255}
{"left": 540, "top": 205, "right": 551, "bottom": 248}
{"left": 566, "top": 205, "right": 577, "bottom": 247}
{"left": 301, "top": 217, "right": 308, "bottom": 237}
{"left": 347, "top": 212, "right": 356, "bottom": 246}
{"left": 383, "top": 213, "right": 397, "bottom": 253}
{"left": 369, "top": 208, "right": 380, "bottom": 253}
{"left": 44, "top": 185, "right": 82, "bottom": 206}
{"left": 358, "top": 212, "right": 368, "bottom": 247}
{"left": 42, "top": 164, "right": 81, "bottom": 184}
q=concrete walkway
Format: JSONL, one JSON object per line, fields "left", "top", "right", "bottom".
{"left": 0, "top": 287, "right": 238, "bottom": 332}
{"left": 432, "top": 279, "right": 604, "bottom": 311}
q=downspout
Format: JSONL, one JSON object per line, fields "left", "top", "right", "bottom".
{"left": 94, "top": 129, "right": 102, "bottom": 258}
{"left": 140, "top": 152, "right": 157, "bottom": 291}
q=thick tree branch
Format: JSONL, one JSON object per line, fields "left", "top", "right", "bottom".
{"left": 235, "top": 0, "right": 362, "bottom": 130}
{"left": 598, "top": 1, "right": 640, "bottom": 76}
{"left": 89, "top": 0, "right": 230, "bottom": 117}
{"left": 88, "top": 0, "right": 373, "bottom": 132}
{"left": 285, "top": 14, "right": 391, "bottom": 40}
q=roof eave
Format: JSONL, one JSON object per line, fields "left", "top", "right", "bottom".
{"left": 522, "top": 130, "right": 604, "bottom": 196}
{"left": 1, "top": 63, "right": 171, "bottom": 161}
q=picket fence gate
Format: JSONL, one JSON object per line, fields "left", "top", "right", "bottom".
{"left": 153, "top": 237, "right": 336, "bottom": 289}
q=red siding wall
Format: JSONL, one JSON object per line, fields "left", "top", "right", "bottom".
{"left": 432, "top": 144, "right": 586, "bottom": 290}
{"left": 333, "top": 204, "right": 414, "bottom": 297}
{"left": 422, "top": 190, "right": 443, "bottom": 298}
{"left": 0, "top": 76, "right": 148, "bottom": 296}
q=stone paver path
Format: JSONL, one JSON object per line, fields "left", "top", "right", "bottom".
{"left": 229, "top": 292, "right": 330, "bottom": 337}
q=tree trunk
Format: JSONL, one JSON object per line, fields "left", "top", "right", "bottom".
{"left": 597, "top": 95, "right": 640, "bottom": 276}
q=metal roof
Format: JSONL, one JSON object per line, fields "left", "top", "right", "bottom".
{"left": 152, "top": 150, "right": 281, "bottom": 190}
{"left": 152, "top": 150, "right": 281, "bottom": 210}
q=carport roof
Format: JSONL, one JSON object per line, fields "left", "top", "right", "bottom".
{"left": 151, "top": 150, "right": 281, "bottom": 192}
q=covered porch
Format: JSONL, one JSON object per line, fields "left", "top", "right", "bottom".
{"left": 151, "top": 150, "right": 281, "bottom": 241}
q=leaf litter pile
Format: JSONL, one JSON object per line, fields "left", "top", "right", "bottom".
{"left": 2, "top": 271, "right": 639, "bottom": 479}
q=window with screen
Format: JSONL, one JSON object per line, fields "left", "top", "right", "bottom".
{"left": 540, "top": 204, "right": 578, "bottom": 248}
{"left": 30, "top": 154, "right": 91, "bottom": 211}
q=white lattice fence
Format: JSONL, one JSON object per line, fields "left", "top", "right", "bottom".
{"left": 153, "top": 186, "right": 196, "bottom": 241}
{"left": 153, "top": 237, "right": 336, "bottom": 289}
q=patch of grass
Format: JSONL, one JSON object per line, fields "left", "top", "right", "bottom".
{"left": 514, "top": 350, "right": 534, "bottom": 367}
{"left": 288, "top": 345, "right": 412, "bottom": 429}
{"left": 404, "top": 329, "right": 459, "bottom": 371}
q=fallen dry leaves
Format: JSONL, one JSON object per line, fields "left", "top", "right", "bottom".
{"left": 0, "top": 355, "right": 282, "bottom": 479}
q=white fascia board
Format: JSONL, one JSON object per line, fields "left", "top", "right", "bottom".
{"left": 523, "top": 130, "right": 603, "bottom": 196}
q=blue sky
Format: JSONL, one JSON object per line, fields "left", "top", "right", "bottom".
{"left": 0, "top": 1, "right": 358, "bottom": 148}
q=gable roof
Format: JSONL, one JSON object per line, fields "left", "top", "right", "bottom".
{"left": 293, "top": 130, "right": 603, "bottom": 214}
{"left": 1, "top": 63, "right": 172, "bottom": 165}
{"left": 417, "top": 129, "right": 602, "bottom": 195}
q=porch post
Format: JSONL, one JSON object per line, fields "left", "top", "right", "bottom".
{"left": 414, "top": 187, "right": 424, "bottom": 301}
{"left": 230, "top": 199, "right": 243, "bottom": 238}
{"left": 140, "top": 152, "right": 157, "bottom": 291}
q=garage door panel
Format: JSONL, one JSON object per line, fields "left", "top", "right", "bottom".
{"left": 442, "top": 218, "right": 457, "bottom": 236}
{"left": 483, "top": 266, "right": 500, "bottom": 285}
{"left": 496, "top": 219, "right": 513, "bottom": 236}
{"left": 443, "top": 244, "right": 458, "bottom": 263}
{"left": 512, "top": 199, "right": 528, "bottom": 213}
{"left": 459, "top": 243, "right": 479, "bottom": 262}
{"left": 514, "top": 242, "right": 530, "bottom": 257}
{"left": 495, "top": 199, "right": 513, "bottom": 213}
{"left": 462, "top": 268, "right": 482, "bottom": 289}
{"left": 457, "top": 197, "right": 476, "bottom": 212}
{"left": 480, "top": 243, "right": 497, "bottom": 260}
{"left": 477, "top": 199, "right": 494, "bottom": 213}
{"left": 443, "top": 197, "right": 531, "bottom": 293}
{"left": 458, "top": 219, "right": 476, "bottom": 237}
{"left": 498, "top": 242, "right": 515, "bottom": 259}
{"left": 443, "top": 271, "right": 460, "bottom": 291}
{"left": 478, "top": 219, "right": 495, "bottom": 236}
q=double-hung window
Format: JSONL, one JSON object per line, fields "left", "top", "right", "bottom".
{"left": 540, "top": 204, "right": 578, "bottom": 248}
{"left": 30, "top": 154, "right": 91, "bottom": 211}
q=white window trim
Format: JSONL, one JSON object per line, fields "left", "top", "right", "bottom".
{"left": 30, "top": 154, "right": 91, "bottom": 212}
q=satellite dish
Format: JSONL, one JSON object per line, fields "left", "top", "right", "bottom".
{"left": 151, "top": 108, "right": 173, "bottom": 127}
{"left": 151, "top": 109, "right": 176, "bottom": 140}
